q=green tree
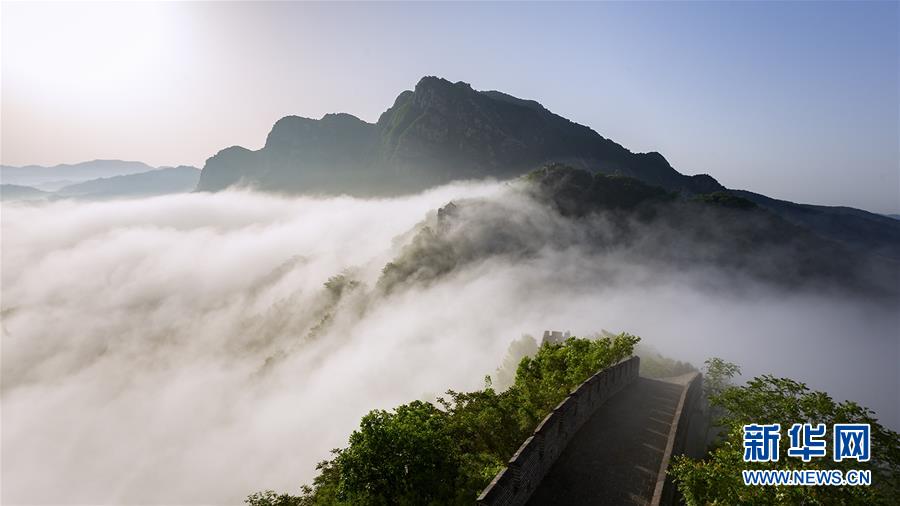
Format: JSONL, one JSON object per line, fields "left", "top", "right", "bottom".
{"left": 246, "top": 490, "right": 303, "bottom": 506}
{"left": 702, "top": 357, "right": 741, "bottom": 399}
{"left": 671, "top": 374, "right": 900, "bottom": 505}
{"left": 335, "top": 401, "right": 461, "bottom": 505}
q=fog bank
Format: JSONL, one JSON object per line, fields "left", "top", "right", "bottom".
{"left": 2, "top": 185, "right": 897, "bottom": 505}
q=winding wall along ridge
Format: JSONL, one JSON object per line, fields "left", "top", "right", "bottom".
{"left": 477, "top": 356, "right": 641, "bottom": 506}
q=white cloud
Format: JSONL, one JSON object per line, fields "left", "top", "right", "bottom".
{"left": 2, "top": 185, "right": 896, "bottom": 504}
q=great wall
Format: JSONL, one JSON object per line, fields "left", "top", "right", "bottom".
{"left": 477, "top": 332, "right": 707, "bottom": 506}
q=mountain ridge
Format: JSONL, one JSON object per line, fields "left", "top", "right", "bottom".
{"left": 2, "top": 159, "right": 161, "bottom": 190}
{"left": 377, "top": 164, "right": 898, "bottom": 298}
{"left": 196, "top": 76, "right": 721, "bottom": 196}
{"left": 0, "top": 184, "right": 51, "bottom": 201}
{"left": 1, "top": 166, "right": 200, "bottom": 201}
{"left": 194, "top": 76, "right": 900, "bottom": 259}
{"left": 57, "top": 166, "right": 200, "bottom": 199}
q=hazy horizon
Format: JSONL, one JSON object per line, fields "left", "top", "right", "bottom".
{"left": 2, "top": 1, "right": 898, "bottom": 214}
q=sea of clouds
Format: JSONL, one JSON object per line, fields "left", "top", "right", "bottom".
{"left": 2, "top": 184, "right": 897, "bottom": 505}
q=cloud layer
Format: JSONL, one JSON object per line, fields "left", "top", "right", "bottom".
{"left": 2, "top": 185, "right": 897, "bottom": 505}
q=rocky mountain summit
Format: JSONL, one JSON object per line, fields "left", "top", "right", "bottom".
{"left": 196, "top": 76, "right": 900, "bottom": 260}
{"left": 197, "top": 77, "right": 720, "bottom": 196}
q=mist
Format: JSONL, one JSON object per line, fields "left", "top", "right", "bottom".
{"left": 2, "top": 183, "right": 897, "bottom": 505}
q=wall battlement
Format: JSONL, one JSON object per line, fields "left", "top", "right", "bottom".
{"left": 540, "top": 330, "right": 570, "bottom": 344}
{"left": 476, "top": 356, "right": 641, "bottom": 506}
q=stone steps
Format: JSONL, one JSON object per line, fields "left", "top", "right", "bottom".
{"left": 526, "top": 377, "right": 688, "bottom": 505}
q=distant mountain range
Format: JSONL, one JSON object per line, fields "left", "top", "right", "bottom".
{"left": 56, "top": 166, "right": 200, "bottom": 199}
{"left": 0, "top": 184, "right": 52, "bottom": 201}
{"left": 1, "top": 166, "right": 200, "bottom": 201}
{"left": 1, "top": 160, "right": 157, "bottom": 190}
{"left": 197, "top": 76, "right": 900, "bottom": 260}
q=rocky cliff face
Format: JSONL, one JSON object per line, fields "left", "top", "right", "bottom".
{"left": 196, "top": 76, "right": 721, "bottom": 195}
{"left": 198, "top": 113, "right": 379, "bottom": 193}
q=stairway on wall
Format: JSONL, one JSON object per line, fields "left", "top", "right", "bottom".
{"left": 526, "top": 375, "right": 691, "bottom": 505}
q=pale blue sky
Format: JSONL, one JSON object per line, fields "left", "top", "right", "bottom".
{"left": 2, "top": 1, "right": 898, "bottom": 212}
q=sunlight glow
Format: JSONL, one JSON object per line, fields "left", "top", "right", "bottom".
{"left": 4, "top": 2, "right": 178, "bottom": 103}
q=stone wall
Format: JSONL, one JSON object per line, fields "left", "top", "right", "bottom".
{"left": 476, "top": 356, "right": 641, "bottom": 506}
{"left": 650, "top": 371, "right": 704, "bottom": 506}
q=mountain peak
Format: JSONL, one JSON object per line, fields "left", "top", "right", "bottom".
{"left": 320, "top": 112, "right": 370, "bottom": 125}
{"left": 414, "top": 76, "right": 473, "bottom": 93}
{"left": 202, "top": 76, "right": 725, "bottom": 196}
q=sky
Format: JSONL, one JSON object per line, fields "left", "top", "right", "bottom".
{"left": 2, "top": 1, "right": 898, "bottom": 213}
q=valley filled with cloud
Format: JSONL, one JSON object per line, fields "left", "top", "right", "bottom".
{"left": 2, "top": 184, "right": 896, "bottom": 504}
